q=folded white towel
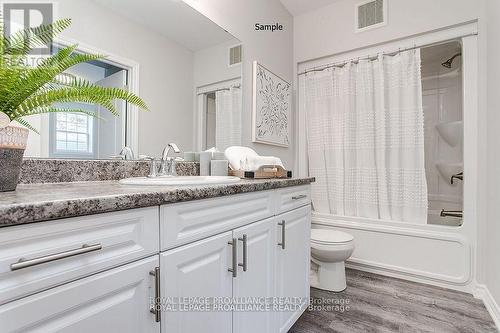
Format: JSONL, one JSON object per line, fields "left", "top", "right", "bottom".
{"left": 224, "top": 146, "right": 284, "bottom": 171}
{"left": 244, "top": 155, "right": 284, "bottom": 171}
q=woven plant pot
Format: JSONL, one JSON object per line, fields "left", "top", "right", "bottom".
{"left": 0, "top": 126, "right": 29, "bottom": 192}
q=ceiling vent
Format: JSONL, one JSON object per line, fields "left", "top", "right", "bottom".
{"left": 355, "top": 0, "right": 386, "bottom": 32}
{"left": 229, "top": 44, "right": 242, "bottom": 67}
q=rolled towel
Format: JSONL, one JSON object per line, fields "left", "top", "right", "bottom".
{"left": 225, "top": 146, "right": 258, "bottom": 170}
{"left": 224, "top": 146, "right": 284, "bottom": 171}
{"left": 245, "top": 155, "right": 284, "bottom": 171}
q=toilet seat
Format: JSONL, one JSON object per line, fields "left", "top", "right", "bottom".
{"left": 311, "top": 229, "right": 354, "bottom": 245}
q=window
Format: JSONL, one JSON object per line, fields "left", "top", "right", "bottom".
{"left": 50, "top": 103, "right": 96, "bottom": 158}
{"left": 55, "top": 112, "right": 93, "bottom": 153}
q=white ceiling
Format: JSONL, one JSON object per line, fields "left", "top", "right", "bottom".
{"left": 279, "top": 0, "right": 342, "bottom": 16}
{"left": 91, "top": 0, "right": 237, "bottom": 51}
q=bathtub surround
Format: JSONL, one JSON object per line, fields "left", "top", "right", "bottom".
{"left": 303, "top": 49, "right": 427, "bottom": 223}
{"left": 18, "top": 159, "right": 199, "bottom": 184}
{"left": 0, "top": 177, "right": 314, "bottom": 226}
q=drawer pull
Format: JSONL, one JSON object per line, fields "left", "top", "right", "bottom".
{"left": 238, "top": 234, "right": 248, "bottom": 272}
{"left": 278, "top": 220, "right": 286, "bottom": 250}
{"left": 10, "top": 243, "right": 103, "bottom": 271}
{"left": 292, "top": 194, "right": 307, "bottom": 200}
{"left": 228, "top": 238, "right": 238, "bottom": 278}
{"left": 149, "top": 267, "right": 161, "bottom": 323}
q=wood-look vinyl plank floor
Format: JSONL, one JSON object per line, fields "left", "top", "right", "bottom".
{"left": 289, "top": 269, "right": 497, "bottom": 333}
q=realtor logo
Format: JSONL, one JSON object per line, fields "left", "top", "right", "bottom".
{"left": 2, "top": 2, "right": 53, "bottom": 54}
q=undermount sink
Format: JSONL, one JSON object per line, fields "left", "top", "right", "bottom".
{"left": 119, "top": 176, "right": 241, "bottom": 186}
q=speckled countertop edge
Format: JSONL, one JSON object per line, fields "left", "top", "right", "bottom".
{"left": 0, "top": 178, "right": 314, "bottom": 227}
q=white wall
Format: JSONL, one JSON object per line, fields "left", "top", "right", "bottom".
{"left": 294, "top": 0, "right": 480, "bottom": 63}
{"left": 57, "top": 0, "right": 194, "bottom": 157}
{"left": 483, "top": 0, "right": 500, "bottom": 321}
{"left": 194, "top": 38, "right": 242, "bottom": 88}
{"left": 184, "top": 0, "right": 295, "bottom": 169}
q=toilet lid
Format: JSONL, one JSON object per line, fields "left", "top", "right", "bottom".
{"left": 311, "top": 229, "right": 354, "bottom": 244}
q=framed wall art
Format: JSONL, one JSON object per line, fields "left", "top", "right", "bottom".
{"left": 252, "top": 61, "right": 291, "bottom": 147}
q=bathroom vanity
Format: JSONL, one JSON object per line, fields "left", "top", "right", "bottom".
{"left": 0, "top": 178, "right": 313, "bottom": 333}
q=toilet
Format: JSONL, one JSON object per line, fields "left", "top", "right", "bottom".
{"left": 310, "top": 228, "right": 355, "bottom": 292}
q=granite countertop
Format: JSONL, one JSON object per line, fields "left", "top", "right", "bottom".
{"left": 0, "top": 178, "right": 314, "bottom": 227}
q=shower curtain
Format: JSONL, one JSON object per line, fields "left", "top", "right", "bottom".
{"left": 303, "top": 49, "right": 428, "bottom": 223}
{"left": 215, "top": 87, "right": 242, "bottom": 151}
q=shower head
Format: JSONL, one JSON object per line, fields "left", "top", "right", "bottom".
{"left": 441, "top": 53, "right": 462, "bottom": 68}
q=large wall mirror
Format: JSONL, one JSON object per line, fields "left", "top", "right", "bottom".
{"left": 23, "top": 0, "right": 242, "bottom": 159}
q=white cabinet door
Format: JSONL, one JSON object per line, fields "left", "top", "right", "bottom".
{"left": 0, "top": 256, "right": 160, "bottom": 333}
{"left": 232, "top": 217, "right": 276, "bottom": 333}
{"left": 275, "top": 205, "right": 311, "bottom": 333}
{"left": 161, "top": 231, "right": 233, "bottom": 333}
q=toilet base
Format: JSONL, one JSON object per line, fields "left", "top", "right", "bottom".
{"left": 311, "top": 261, "right": 346, "bottom": 292}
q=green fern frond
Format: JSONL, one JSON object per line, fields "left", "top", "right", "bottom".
{"left": 4, "top": 18, "right": 72, "bottom": 55}
{"left": 22, "top": 107, "right": 103, "bottom": 120}
{"left": 14, "top": 118, "right": 40, "bottom": 134}
{"left": 0, "top": 16, "right": 148, "bottom": 132}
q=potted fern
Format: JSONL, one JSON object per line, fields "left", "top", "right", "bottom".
{"left": 0, "top": 18, "right": 148, "bottom": 192}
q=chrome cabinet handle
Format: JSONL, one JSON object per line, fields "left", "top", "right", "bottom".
{"left": 228, "top": 238, "right": 238, "bottom": 278}
{"left": 149, "top": 267, "right": 161, "bottom": 323}
{"left": 238, "top": 234, "right": 248, "bottom": 272}
{"left": 278, "top": 220, "right": 286, "bottom": 250}
{"left": 10, "top": 243, "right": 102, "bottom": 271}
{"left": 292, "top": 194, "right": 307, "bottom": 200}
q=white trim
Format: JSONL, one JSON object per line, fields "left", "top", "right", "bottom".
{"left": 196, "top": 77, "right": 241, "bottom": 95}
{"left": 474, "top": 284, "right": 500, "bottom": 331}
{"left": 354, "top": 0, "right": 387, "bottom": 33}
{"left": 53, "top": 37, "right": 141, "bottom": 155}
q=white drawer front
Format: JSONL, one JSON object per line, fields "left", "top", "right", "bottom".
{"left": 275, "top": 185, "right": 311, "bottom": 215}
{"left": 0, "top": 256, "right": 159, "bottom": 333}
{"left": 160, "top": 191, "right": 274, "bottom": 250}
{"left": 0, "top": 207, "right": 159, "bottom": 305}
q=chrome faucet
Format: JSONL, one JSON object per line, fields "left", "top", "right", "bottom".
{"left": 115, "top": 146, "right": 135, "bottom": 160}
{"left": 159, "top": 143, "right": 181, "bottom": 176}
{"left": 450, "top": 172, "right": 463, "bottom": 185}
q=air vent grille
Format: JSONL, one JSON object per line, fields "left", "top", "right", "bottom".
{"left": 356, "top": 0, "right": 385, "bottom": 31}
{"left": 229, "top": 45, "right": 242, "bottom": 66}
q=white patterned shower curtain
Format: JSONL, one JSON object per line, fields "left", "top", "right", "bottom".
{"left": 303, "top": 49, "right": 428, "bottom": 223}
{"left": 215, "top": 87, "right": 242, "bottom": 151}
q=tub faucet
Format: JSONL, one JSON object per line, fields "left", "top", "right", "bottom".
{"left": 160, "top": 143, "right": 181, "bottom": 176}
{"left": 440, "top": 209, "right": 463, "bottom": 218}
{"left": 450, "top": 172, "right": 463, "bottom": 185}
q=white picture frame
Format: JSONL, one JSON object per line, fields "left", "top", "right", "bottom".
{"left": 252, "top": 61, "right": 291, "bottom": 147}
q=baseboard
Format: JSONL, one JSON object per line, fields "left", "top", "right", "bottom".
{"left": 474, "top": 284, "right": 500, "bottom": 331}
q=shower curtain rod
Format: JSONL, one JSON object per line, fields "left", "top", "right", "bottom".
{"left": 297, "top": 32, "right": 478, "bottom": 76}
{"left": 197, "top": 84, "right": 241, "bottom": 95}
